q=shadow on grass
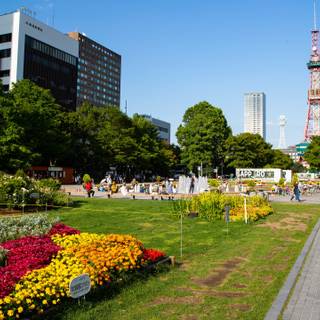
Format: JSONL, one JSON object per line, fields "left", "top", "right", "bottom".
{"left": 34, "top": 264, "right": 171, "bottom": 320}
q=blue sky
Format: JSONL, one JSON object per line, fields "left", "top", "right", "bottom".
{"left": 1, "top": 0, "right": 316, "bottom": 146}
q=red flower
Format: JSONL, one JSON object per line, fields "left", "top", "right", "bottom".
{"left": 143, "top": 249, "right": 166, "bottom": 262}
{"left": 48, "top": 223, "right": 80, "bottom": 236}
{"left": 0, "top": 236, "right": 61, "bottom": 298}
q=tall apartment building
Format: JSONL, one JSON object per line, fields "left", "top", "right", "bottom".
{"left": 244, "top": 92, "right": 266, "bottom": 139}
{"left": 0, "top": 10, "right": 78, "bottom": 110}
{"left": 141, "top": 115, "right": 171, "bottom": 143}
{"left": 68, "top": 32, "right": 121, "bottom": 107}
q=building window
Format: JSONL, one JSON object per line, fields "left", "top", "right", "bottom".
{"left": 0, "top": 70, "right": 10, "bottom": 77}
{"left": 0, "top": 33, "right": 12, "bottom": 44}
{"left": 0, "top": 48, "right": 11, "bottom": 58}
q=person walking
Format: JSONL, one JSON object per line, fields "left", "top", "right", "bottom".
{"left": 292, "top": 183, "right": 301, "bottom": 202}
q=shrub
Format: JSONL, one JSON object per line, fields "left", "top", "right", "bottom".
{"left": 172, "top": 192, "right": 273, "bottom": 222}
{"left": 208, "top": 179, "right": 221, "bottom": 188}
{"left": 82, "top": 174, "right": 91, "bottom": 183}
{"left": 0, "top": 173, "right": 71, "bottom": 209}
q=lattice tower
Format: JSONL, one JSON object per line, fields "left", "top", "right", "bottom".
{"left": 305, "top": 0, "right": 320, "bottom": 140}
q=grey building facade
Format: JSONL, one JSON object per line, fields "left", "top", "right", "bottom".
{"left": 141, "top": 115, "right": 171, "bottom": 143}
{"left": 68, "top": 32, "right": 121, "bottom": 107}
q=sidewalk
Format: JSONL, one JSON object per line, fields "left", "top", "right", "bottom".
{"left": 265, "top": 219, "right": 320, "bottom": 320}
{"left": 282, "top": 219, "right": 320, "bottom": 320}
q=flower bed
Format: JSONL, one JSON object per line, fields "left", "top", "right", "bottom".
{"left": 172, "top": 192, "right": 273, "bottom": 222}
{"left": 0, "top": 224, "right": 165, "bottom": 319}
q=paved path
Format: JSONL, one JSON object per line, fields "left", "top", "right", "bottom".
{"left": 265, "top": 219, "right": 320, "bottom": 320}
{"left": 269, "top": 193, "right": 320, "bottom": 204}
{"left": 282, "top": 220, "right": 320, "bottom": 320}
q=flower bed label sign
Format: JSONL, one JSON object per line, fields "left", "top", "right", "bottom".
{"left": 69, "top": 274, "right": 91, "bottom": 298}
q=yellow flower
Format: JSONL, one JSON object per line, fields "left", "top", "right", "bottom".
{"left": 7, "top": 310, "right": 14, "bottom": 317}
{"left": 42, "top": 299, "right": 48, "bottom": 305}
{"left": 17, "top": 307, "right": 23, "bottom": 314}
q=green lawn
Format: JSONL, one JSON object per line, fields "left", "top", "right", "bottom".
{"left": 45, "top": 198, "right": 320, "bottom": 320}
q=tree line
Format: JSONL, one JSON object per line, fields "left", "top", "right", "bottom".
{"left": 0, "top": 80, "right": 179, "bottom": 179}
{"left": 1, "top": 81, "right": 317, "bottom": 179}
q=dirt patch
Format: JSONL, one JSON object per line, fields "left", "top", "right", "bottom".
{"left": 177, "top": 287, "right": 248, "bottom": 298}
{"left": 209, "top": 291, "right": 247, "bottom": 298}
{"left": 272, "top": 264, "right": 287, "bottom": 272}
{"left": 257, "top": 217, "right": 307, "bottom": 232}
{"left": 229, "top": 304, "right": 251, "bottom": 312}
{"left": 182, "top": 316, "right": 199, "bottom": 320}
{"left": 261, "top": 275, "right": 273, "bottom": 283}
{"left": 234, "top": 283, "right": 247, "bottom": 289}
{"left": 148, "top": 295, "right": 204, "bottom": 306}
{"left": 193, "top": 257, "right": 244, "bottom": 287}
{"left": 265, "top": 246, "right": 286, "bottom": 260}
{"left": 284, "top": 237, "right": 301, "bottom": 243}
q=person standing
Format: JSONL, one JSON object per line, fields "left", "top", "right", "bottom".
{"left": 189, "top": 175, "right": 195, "bottom": 194}
{"left": 85, "top": 179, "right": 95, "bottom": 198}
{"left": 293, "top": 183, "right": 301, "bottom": 202}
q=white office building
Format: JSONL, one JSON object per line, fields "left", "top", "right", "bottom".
{"left": 0, "top": 9, "right": 78, "bottom": 109}
{"left": 244, "top": 92, "right": 266, "bottom": 139}
{"left": 141, "top": 115, "right": 171, "bottom": 143}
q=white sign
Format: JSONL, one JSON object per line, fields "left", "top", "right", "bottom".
{"left": 236, "top": 168, "right": 282, "bottom": 182}
{"left": 69, "top": 274, "right": 91, "bottom": 298}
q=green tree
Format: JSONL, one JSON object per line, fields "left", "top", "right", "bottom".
{"left": 225, "top": 133, "right": 273, "bottom": 169}
{"left": 0, "top": 88, "right": 35, "bottom": 172}
{"left": 5, "top": 80, "right": 68, "bottom": 166}
{"left": 304, "top": 136, "right": 320, "bottom": 170}
{"left": 267, "top": 149, "right": 294, "bottom": 169}
{"left": 176, "top": 101, "right": 231, "bottom": 172}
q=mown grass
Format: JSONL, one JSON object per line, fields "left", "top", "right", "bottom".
{"left": 45, "top": 198, "right": 320, "bottom": 320}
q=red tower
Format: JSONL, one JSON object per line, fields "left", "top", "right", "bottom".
{"left": 305, "top": 1, "right": 320, "bottom": 140}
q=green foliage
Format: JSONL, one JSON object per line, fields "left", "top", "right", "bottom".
{"left": 208, "top": 178, "right": 221, "bottom": 188}
{"left": 0, "top": 82, "right": 179, "bottom": 178}
{"left": 176, "top": 101, "right": 231, "bottom": 172}
{"left": 0, "top": 213, "right": 58, "bottom": 243}
{"left": 268, "top": 149, "right": 294, "bottom": 170}
{"left": 246, "top": 180, "right": 256, "bottom": 188}
{"left": 82, "top": 174, "right": 91, "bottom": 183}
{"left": 172, "top": 192, "right": 272, "bottom": 222}
{"left": 0, "top": 173, "right": 70, "bottom": 208}
{"left": 278, "top": 177, "right": 285, "bottom": 187}
{"left": 225, "top": 133, "right": 273, "bottom": 169}
{"left": 0, "top": 80, "right": 68, "bottom": 171}
{"left": 292, "top": 173, "right": 299, "bottom": 186}
{"left": 304, "top": 136, "right": 320, "bottom": 170}
{"left": 0, "top": 246, "right": 8, "bottom": 267}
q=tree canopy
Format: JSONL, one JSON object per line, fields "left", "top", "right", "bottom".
{"left": 304, "top": 136, "right": 320, "bottom": 170}
{"left": 176, "top": 101, "right": 231, "bottom": 172}
{"left": 225, "top": 133, "right": 274, "bottom": 169}
{"left": 0, "top": 80, "right": 179, "bottom": 178}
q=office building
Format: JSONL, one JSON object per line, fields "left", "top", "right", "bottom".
{"left": 68, "top": 32, "right": 121, "bottom": 107}
{"left": 141, "top": 115, "right": 171, "bottom": 143}
{"left": 0, "top": 10, "right": 78, "bottom": 110}
{"left": 244, "top": 92, "right": 266, "bottom": 139}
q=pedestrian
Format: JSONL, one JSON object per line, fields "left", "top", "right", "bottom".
{"left": 85, "top": 179, "right": 95, "bottom": 198}
{"left": 293, "top": 183, "right": 301, "bottom": 202}
{"left": 189, "top": 175, "right": 195, "bottom": 194}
